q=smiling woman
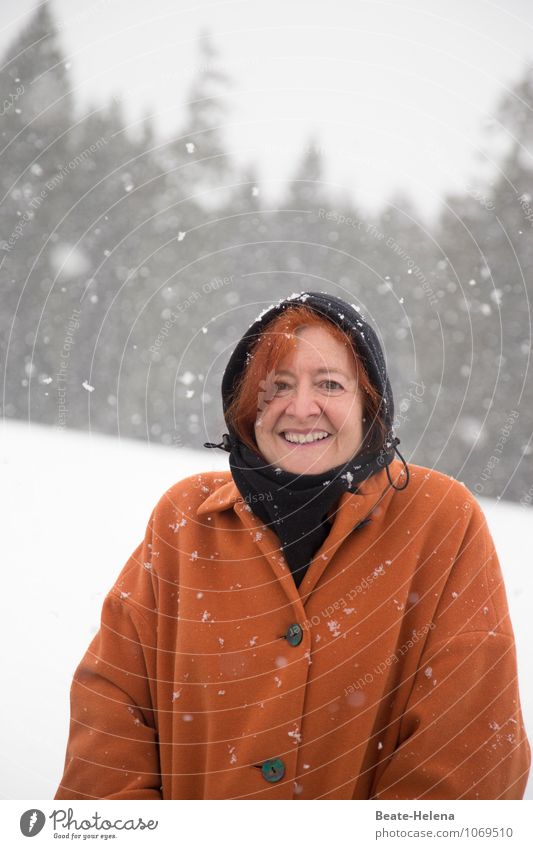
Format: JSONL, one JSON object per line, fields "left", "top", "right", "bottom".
{"left": 54, "top": 291, "right": 531, "bottom": 801}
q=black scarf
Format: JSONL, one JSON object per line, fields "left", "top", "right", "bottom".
{"left": 227, "top": 433, "right": 401, "bottom": 588}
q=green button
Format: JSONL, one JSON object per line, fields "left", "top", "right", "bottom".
{"left": 286, "top": 623, "right": 303, "bottom": 646}
{"left": 261, "top": 758, "right": 285, "bottom": 783}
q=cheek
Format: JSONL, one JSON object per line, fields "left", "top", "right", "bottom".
{"left": 255, "top": 402, "right": 280, "bottom": 432}
{"left": 335, "top": 399, "right": 363, "bottom": 432}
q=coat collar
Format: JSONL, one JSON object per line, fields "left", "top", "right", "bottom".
{"left": 196, "top": 478, "right": 243, "bottom": 515}
{"left": 196, "top": 459, "right": 407, "bottom": 609}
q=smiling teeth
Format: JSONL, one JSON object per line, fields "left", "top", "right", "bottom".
{"left": 284, "top": 431, "right": 330, "bottom": 444}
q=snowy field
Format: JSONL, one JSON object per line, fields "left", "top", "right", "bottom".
{"left": 1, "top": 420, "right": 531, "bottom": 800}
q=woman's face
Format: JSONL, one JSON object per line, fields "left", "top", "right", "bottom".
{"left": 254, "top": 325, "right": 365, "bottom": 474}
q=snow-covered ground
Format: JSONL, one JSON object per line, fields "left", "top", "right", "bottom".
{"left": 1, "top": 420, "right": 531, "bottom": 799}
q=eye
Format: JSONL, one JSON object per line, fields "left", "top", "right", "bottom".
{"left": 320, "top": 379, "right": 343, "bottom": 391}
{"left": 274, "top": 381, "right": 291, "bottom": 393}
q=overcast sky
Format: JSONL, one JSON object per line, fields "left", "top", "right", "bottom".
{"left": 1, "top": 0, "right": 533, "bottom": 219}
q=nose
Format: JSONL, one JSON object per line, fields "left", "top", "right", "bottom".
{"left": 284, "top": 382, "right": 322, "bottom": 420}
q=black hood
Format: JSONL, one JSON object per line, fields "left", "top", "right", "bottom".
{"left": 216, "top": 290, "right": 395, "bottom": 452}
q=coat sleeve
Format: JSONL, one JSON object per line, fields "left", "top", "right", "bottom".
{"left": 371, "top": 497, "right": 531, "bottom": 800}
{"left": 54, "top": 511, "right": 162, "bottom": 800}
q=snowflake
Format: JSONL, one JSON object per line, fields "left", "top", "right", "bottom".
{"left": 327, "top": 620, "right": 341, "bottom": 637}
{"left": 201, "top": 610, "right": 212, "bottom": 622}
{"left": 424, "top": 666, "right": 433, "bottom": 679}
{"left": 169, "top": 517, "right": 187, "bottom": 532}
{"left": 171, "top": 690, "right": 182, "bottom": 702}
{"left": 288, "top": 726, "right": 302, "bottom": 744}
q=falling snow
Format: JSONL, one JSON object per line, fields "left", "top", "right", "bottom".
{"left": 178, "top": 371, "right": 196, "bottom": 386}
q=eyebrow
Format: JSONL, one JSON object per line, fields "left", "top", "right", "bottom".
{"left": 275, "top": 368, "right": 351, "bottom": 379}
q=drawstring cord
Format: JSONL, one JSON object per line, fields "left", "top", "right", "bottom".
{"left": 203, "top": 433, "right": 232, "bottom": 452}
{"left": 387, "top": 437, "right": 410, "bottom": 491}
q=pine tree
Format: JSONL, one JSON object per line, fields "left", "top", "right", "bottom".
{"left": 0, "top": 0, "right": 74, "bottom": 424}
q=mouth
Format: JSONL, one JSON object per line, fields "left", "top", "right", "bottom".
{"left": 278, "top": 430, "right": 333, "bottom": 447}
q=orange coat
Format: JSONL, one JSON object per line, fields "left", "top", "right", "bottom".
{"left": 54, "top": 459, "right": 530, "bottom": 799}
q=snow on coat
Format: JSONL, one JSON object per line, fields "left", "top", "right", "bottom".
{"left": 54, "top": 459, "right": 530, "bottom": 799}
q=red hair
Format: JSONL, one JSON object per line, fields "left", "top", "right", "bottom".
{"left": 225, "top": 305, "right": 387, "bottom": 454}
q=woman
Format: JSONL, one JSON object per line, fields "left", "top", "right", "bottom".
{"left": 54, "top": 290, "right": 530, "bottom": 800}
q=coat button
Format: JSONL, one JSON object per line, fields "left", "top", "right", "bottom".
{"left": 261, "top": 758, "right": 285, "bottom": 782}
{"left": 286, "top": 623, "right": 303, "bottom": 646}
